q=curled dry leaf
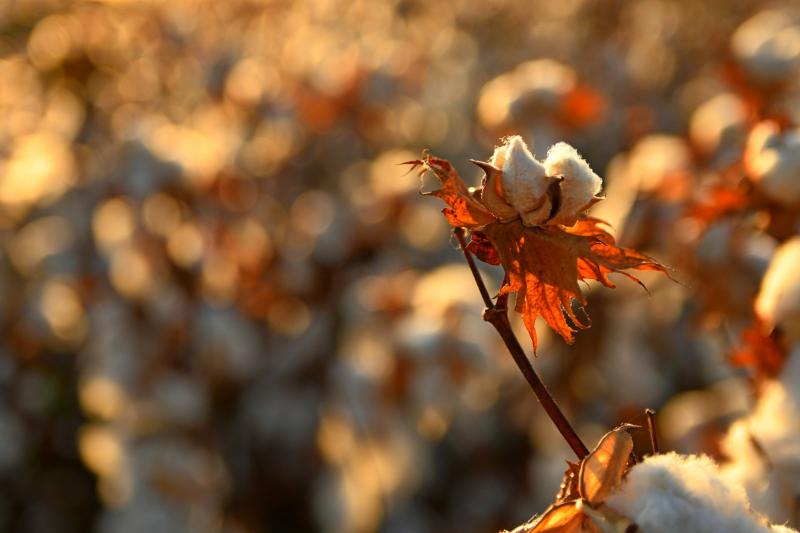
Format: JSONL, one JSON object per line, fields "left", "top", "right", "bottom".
{"left": 579, "top": 427, "right": 635, "bottom": 503}
{"left": 505, "top": 426, "right": 638, "bottom": 533}
{"left": 405, "top": 156, "right": 495, "bottom": 229}
{"left": 408, "top": 151, "right": 671, "bottom": 351}
{"left": 506, "top": 501, "right": 586, "bottom": 533}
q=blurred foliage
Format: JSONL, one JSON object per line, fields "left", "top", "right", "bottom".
{"left": 0, "top": 0, "right": 799, "bottom": 532}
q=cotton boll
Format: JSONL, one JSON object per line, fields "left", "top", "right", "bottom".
{"left": 755, "top": 238, "right": 800, "bottom": 341}
{"left": 481, "top": 136, "right": 555, "bottom": 225}
{"left": 480, "top": 144, "right": 521, "bottom": 221}
{"left": 543, "top": 142, "right": 603, "bottom": 226}
{"left": 745, "top": 122, "right": 800, "bottom": 207}
{"left": 499, "top": 137, "right": 553, "bottom": 226}
{"left": 607, "top": 453, "right": 790, "bottom": 533}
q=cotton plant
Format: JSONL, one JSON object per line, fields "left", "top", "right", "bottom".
{"left": 409, "top": 135, "right": 798, "bottom": 531}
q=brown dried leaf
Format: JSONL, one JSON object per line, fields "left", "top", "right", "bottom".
{"left": 506, "top": 502, "right": 583, "bottom": 533}
{"left": 484, "top": 217, "right": 669, "bottom": 350}
{"left": 406, "top": 156, "right": 495, "bottom": 229}
{"left": 578, "top": 426, "right": 634, "bottom": 505}
{"left": 414, "top": 153, "right": 671, "bottom": 349}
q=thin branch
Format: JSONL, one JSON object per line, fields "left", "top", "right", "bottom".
{"left": 454, "top": 227, "right": 589, "bottom": 459}
{"left": 454, "top": 228, "right": 494, "bottom": 308}
{"left": 645, "top": 408, "right": 659, "bottom": 455}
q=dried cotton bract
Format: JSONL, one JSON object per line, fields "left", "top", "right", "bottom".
{"left": 477, "top": 136, "right": 602, "bottom": 227}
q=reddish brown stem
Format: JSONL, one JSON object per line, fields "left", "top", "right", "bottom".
{"left": 454, "top": 228, "right": 589, "bottom": 459}
{"left": 645, "top": 408, "right": 659, "bottom": 455}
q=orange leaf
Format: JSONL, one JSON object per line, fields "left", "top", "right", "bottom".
{"left": 406, "top": 156, "right": 495, "bottom": 229}
{"left": 578, "top": 426, "right": 634, "bottom": 504}
{"left": 507, "top": 502, "right": 583, "bottom": 533}
{"left": 729, "top": 318, "right": 787, "bottom": 385}
{"left": 484, "top": 217, "right": 669, "bottom": 350}
{"left": 414, "top": 153, "right": 673, "bottom": 349}
{"left": 466, "top": 231, "right": 501, "bottom": 265}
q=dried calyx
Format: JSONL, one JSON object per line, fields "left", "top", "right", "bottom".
{"left": 474, "top": 135, "right": 603, "bottom": 227}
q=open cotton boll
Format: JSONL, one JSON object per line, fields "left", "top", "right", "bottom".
{"left": 607, "top": 453, "right": 794, "bottom": 533}
{"left": 484, "top": 136, "right": 555, "bottom": 226}
{"left": 745, "top": 122, "right": 800, "bottom": 207}
{"left": 543, "top": 142, "right": 603, "bottom": 226}
{"left": 755, "top": 238, "right": 800, "bottom": 341}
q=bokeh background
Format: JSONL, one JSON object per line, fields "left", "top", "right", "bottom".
{"left": 1, "top": 0, "right": 799, "bottom": 532}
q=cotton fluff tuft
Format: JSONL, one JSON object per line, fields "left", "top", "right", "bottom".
{"left": 484, "top": 136, "right": 553, "bottom": 226}
{"left": 607, "top": 452, "right": 794, "bottom": 533}
{"left": 755, "top": 237, "right": 800, "bottom": 341}
{"left": 543, "top": 142, "right": 603, "bottom": 226}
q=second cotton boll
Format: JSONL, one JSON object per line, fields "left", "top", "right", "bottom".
{"left": 478, "top": 136, "right": 603, "bottom": 227}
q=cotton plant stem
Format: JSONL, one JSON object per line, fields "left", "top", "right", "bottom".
{"left": 454, "top": 227, "right": 589, "bottom": 459}
{"left": 645, "top": 408, "right": 659, "bottom": 455}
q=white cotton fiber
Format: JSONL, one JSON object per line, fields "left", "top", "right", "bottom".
{"left": 543, "top": 142, "right": 603, "bottom": 226}
{"left": 490, "top": 136, "right": 553, "bottom": 226}
{"left": 607, "top": 452, "right": 794, "bottom": 533}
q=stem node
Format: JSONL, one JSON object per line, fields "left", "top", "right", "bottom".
{"left": 453, "top": 227, "right": 589, "bottom": 459}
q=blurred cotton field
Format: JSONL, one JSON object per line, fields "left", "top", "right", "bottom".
{"left": 0, "top": 0, "right": 799, "bottom": 532}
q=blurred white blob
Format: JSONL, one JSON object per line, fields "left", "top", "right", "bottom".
{"left": 745, "top": 121, "right": 800, "bottom": 207}
{"left": 689, "top": 93, "right": 748, "bottom": 156}
{"left": 721, "top": 345, "right": 800, "bottom": 525}
{"left": 608, "top": 452, "right": 796, "bottom": 533}
{"left": 0, "top": 131, "right": 75, "bottom": 216}
{"left": 755, "top": 237, "right": 800, "bottom": 340}
{"left": 627, "top": 135, "right": 693, "bottom": 194}
{"left": 477, "top": 59, "right": 576, "bottom": 130}
{"left": 732, "top": 9, "right": 800, "bottom": 83}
